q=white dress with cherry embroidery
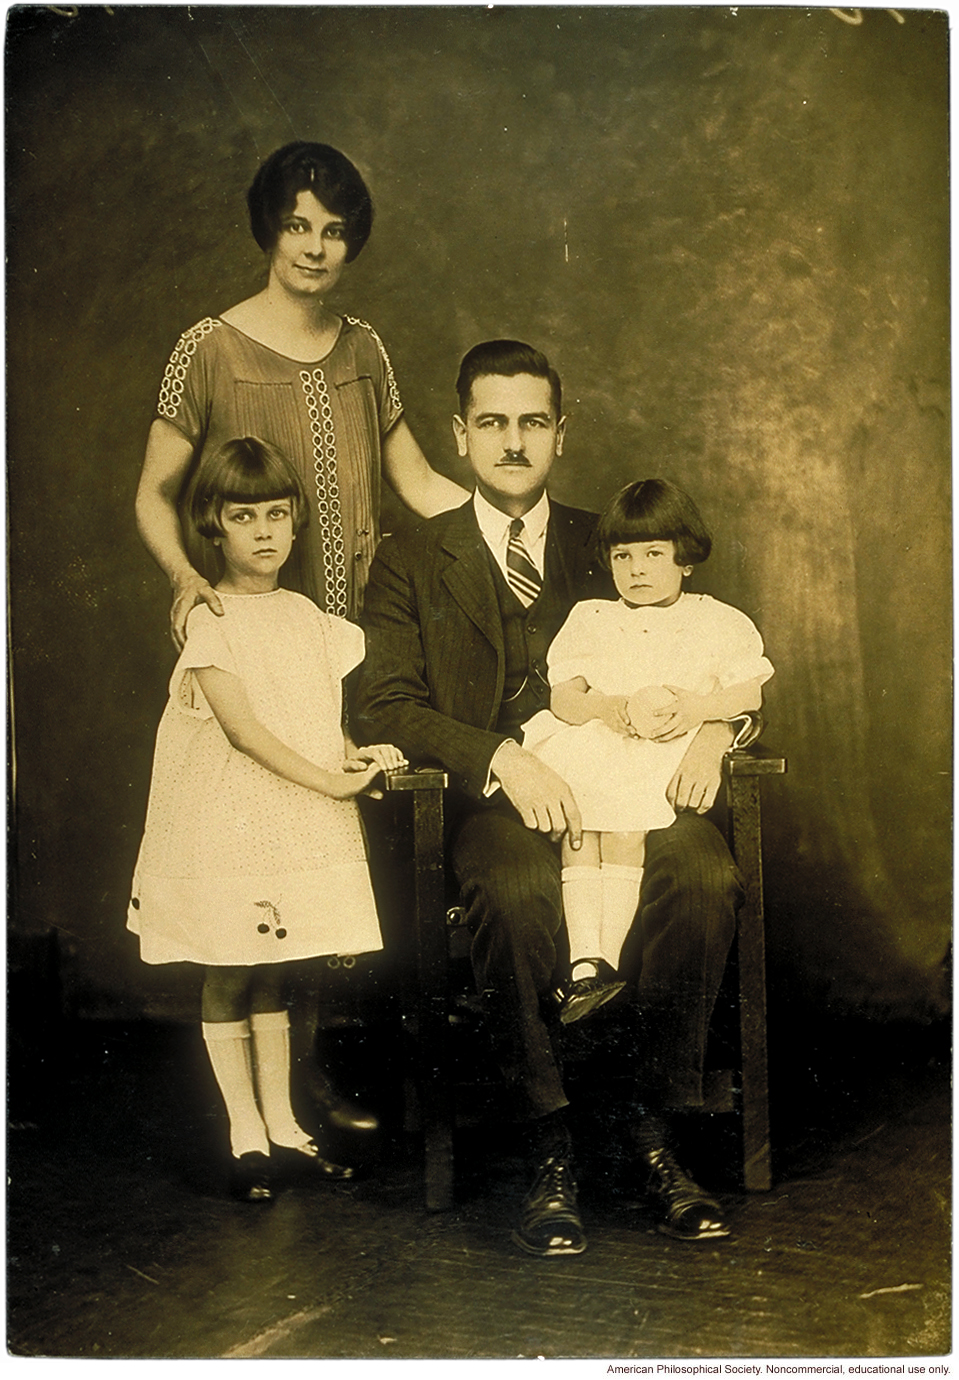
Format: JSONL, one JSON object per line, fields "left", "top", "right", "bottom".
{"left": 522, "top": 593, "right": 773, "bottom": 833}
{"left": 128, "top": 589, "right": 382, "bottom": 966}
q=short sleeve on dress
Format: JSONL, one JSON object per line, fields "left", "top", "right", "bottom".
{"left": 324, "top": 612, "right": 366, "bottom": 682}
{"left": 710, "top": 603, "right": 774, "bottom": 688}
{"left": 170, "top": 605, "right": 238, "bottom": 719}
{"left": 546, "top": 602, "right": 606, "bottom": 686}
{"left": 345, "top": 317, "right": 404, "bottom": 436}
{"left": 154, "top": 317, "right": 222, "bottom": 442}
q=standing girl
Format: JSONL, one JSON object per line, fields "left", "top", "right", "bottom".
{"left": 128, "top": 437, "right": 405, "bottom": 1201}
{"left": 134, "top": 141, "right": 467, "bottom": 1131}
{"left": 522, "top": 479, "right": 773, "bottom": 1024}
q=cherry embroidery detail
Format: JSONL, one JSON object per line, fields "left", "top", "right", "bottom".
{"left": 255, "top": 900, "right": 287, "bottom": 940}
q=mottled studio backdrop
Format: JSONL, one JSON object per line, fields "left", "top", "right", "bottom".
{"left": 7, "top": 5, "right": 950, "bottom": 1021}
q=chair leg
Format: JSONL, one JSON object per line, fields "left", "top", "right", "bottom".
{"left": 411, "top": 785, "right": 455, "bottom": 1212}
{"left": 727, "top": 773, "right": 772, "bottom": 1192}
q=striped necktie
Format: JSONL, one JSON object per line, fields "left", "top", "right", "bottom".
{"left": 506, "top": 518, "right": 542, "bottom": 608}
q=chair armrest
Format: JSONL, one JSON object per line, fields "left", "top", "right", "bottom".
{"left": 382, "top": 767, "right": 448, "bottom": 793}
{"left": 723, "top": 745, "right": 787, "bottom": 778}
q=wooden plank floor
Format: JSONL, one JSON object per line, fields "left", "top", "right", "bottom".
{"left": 7, "top": 1018, "right": 950, "bottom": 1359}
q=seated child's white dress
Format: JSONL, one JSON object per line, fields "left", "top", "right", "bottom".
{"left": 128, "top": 590, "right": 382, "bottom": 966}
{"left": 522, "top": 594, "right": 774, "bottom": 832}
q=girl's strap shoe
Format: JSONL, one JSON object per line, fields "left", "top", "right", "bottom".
{"left": 229, "top": 1151, "right": 273, "bottom": 1203}
{"left": 269, "top": 1139, "right": 358, "bottom": 1180}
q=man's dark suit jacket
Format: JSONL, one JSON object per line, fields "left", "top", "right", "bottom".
{"left": 354, "top": 497, "right": 609, "bottom": 800}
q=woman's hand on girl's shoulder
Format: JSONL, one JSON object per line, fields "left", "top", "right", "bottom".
{"left": 173, "top": 575, "right": 223, "bottom": 650}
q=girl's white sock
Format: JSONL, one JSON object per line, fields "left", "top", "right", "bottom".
{"left": 249, "top": 1009, "right": 313, "bottom": 1150}
{"left": 599, "top": 864, "right": 644, "bottom": 971}
{"left": 201, "top": 1018, "right": 269, "bottom": 1159}
{"left": 561, "top": 866, "right": 604, "bottom": 971}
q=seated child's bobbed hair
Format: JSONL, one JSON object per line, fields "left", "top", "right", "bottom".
{"left": 189, "top": 436, "right": 310, "bottom": 540}
{"left": 595, "top": 478, "right": 712, "bottom": 568}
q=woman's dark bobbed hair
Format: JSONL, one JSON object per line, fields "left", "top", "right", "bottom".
{"left": 595, "top": 478, "right": 712, "bottom": 567}
{"left": 247, "top": 141, "right": 374, "bottom": 262}
{"left": 189, "top": 436, "right": 309, "bottom": 540}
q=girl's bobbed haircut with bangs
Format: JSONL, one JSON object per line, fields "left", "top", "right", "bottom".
{"left": 595, "top": 478, "right": 712, "bottom": 568}
{"left": 247, "top": 141, "right": 374, "bottom": 262}
{"left": 189, "top": 437, "right": 310, "bottom": 540}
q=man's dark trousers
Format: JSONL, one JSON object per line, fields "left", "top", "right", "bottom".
{"left": 450, "top": 800, "right": 742, "bottom": 1121}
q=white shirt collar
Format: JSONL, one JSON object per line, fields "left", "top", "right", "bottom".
{"left": 472, "top": 487, "right": 551, "bottom": 553}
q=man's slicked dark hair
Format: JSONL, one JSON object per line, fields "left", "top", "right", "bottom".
{"left": 247, "top": 141, "right": 373, "bottom": 262}
{"left": 595, "top": 478, "right": 712, "bottom": 567}
{"left": 455, "top": 339, "right": 562, "bottom": 419}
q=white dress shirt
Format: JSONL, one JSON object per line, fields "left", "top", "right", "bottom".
{"left": 473, "top": 488, "right": 550, "bottom": 582}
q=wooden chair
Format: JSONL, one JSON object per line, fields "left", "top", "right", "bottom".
{"left": 384, "top": 745, "right": 786, "bottom": 1212}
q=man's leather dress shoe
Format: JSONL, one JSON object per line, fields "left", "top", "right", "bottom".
{"left": 637, "top": 1142, "right": 730, "bottom": 1240}
{"left": 309, "top": 1063, "right": 379, "bottom": 1135}
{"left": 229, "top": 1151, "right": 273, "bottom": 1203}
{"left": 511, "top": 1155, "right": 588, "bottom": 1256}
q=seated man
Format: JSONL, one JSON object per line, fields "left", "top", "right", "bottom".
{"left": 354, "top": 339, "right": 747, "bottom": 1255}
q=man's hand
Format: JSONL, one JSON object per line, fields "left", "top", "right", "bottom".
{"left": 490, "top": 739, "right": 583, "bottom": 848}
{"left": 171, "top": 575, "right": 223, "bottom": 650}
{"left": 666, "top": 720, "right": 733, "bottom": 814}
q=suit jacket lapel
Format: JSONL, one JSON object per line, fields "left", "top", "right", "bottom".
{"left": 440, "top": 504, "right": 505, "bottom": 658}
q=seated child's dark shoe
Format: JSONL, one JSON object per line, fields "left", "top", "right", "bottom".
{"left": 555, "top": 962, "right": 626, "bottom": 1025}
{"left": 269, "top": 1138, "right": 358, "bottom": 1181}
{"left": 229, "top": 1151, "right": 274, "bottom": 1203}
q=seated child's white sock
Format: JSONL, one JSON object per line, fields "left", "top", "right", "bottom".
{"left": 599, "top": 864, "right": 644, "bottom": 972}
{"left": 201, "top": 1018, "right": 270, "bottom": 1158}
{"left": 249, "top": 1009, "right": 313, "bottom": 1150}
{"left": 561, "top": 866, "right": 603, "bottom": 977}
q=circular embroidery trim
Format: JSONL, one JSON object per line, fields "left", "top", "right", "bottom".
{"left": 299, "top": 368, "right": 348, "bottom": 617}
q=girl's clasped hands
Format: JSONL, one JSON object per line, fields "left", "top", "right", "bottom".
{"left": 341, "top": 742, "right": 408, "bottom": 799}
{"left": 592, "top": 684, "right": 710, "bottom": 744}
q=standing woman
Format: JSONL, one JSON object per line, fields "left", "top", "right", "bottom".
{"left": 136, "top": 141, "right": 467, "bottom": 646}
{"left": 135, "top": 142, "right": 465, "bottom": 1146}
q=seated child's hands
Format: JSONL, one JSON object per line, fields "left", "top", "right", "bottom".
{"left": 592, "top": 692, "right": 633, "bottom": 737}
{"left": 646, "top": 685, "right": 709, "bottom": 742}
{"left": 625, "top": 685, "right": 677, "bottom": 738}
